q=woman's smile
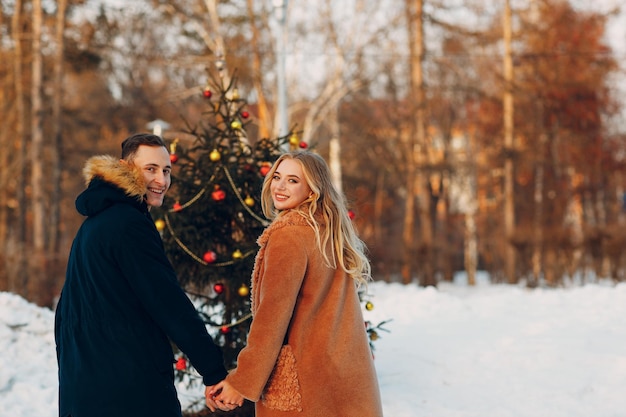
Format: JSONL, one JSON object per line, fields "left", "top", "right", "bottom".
{"left": 270, "top": 159, "right": 312, "bottom": 210}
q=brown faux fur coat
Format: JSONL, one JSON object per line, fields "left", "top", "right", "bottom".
{"left": 227, "top": 210, "right": 383, "bottom": 417}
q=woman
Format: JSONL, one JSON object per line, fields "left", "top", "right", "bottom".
{"left": 208, "top": 151, "right": 383, "bottom": 416}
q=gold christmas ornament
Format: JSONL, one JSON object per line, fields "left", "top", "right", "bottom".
{"left": 238, "top": 284, "right": 250, "bottom": 297}
{"left": 154, "top": 219, "right": 166, "bottom": 232}
{"left": 365, "top": 301, "right": 374, "bottom": 311}
{"left": 232, "top": 249, "right": 243, "bottom": 259}
{"left": 231, "top": 120, "right": 242, "bottom": 130}
{"left": 244, "top": 196, "right": 255, "bottom": 207}
{"left": 169, "top": 138, "right": 179, "bottom": 154}
{"left": 209, "top": 149, "right": 221, "bottom": 162}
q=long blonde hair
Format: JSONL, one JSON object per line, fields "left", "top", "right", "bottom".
{"left": 260, "top": 151, "right": 371, "bottom": 285}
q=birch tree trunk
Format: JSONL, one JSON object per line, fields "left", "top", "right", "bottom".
{"left": 204, "top": 0, "right": 231, "bottom": 84}
{"left": 246, "top": 0, "right": 272, "bottom": 138}
{"left": 329, "top": 106, "right": 342, "bottom": 194}
{"left": 30, "top": 0, "right": 46, "bottom": 302}
{"left": 31, "top": 0, "right": 44, "bottom": 252}
{"left": 503, "top": 0, "right": 516, "bottom": 284}
{"left": 403, "top": 0, "right": 433, "bottom": 286}
{"left": 401, "top": 0, "right": 417, "bottom": 284}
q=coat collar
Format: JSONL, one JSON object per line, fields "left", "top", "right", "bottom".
{"left": 257, "top": 210, "right": 311, "bottom": 247}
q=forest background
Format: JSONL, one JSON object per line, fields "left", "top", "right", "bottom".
{"left": 1, "top": 0, "right": 625, "bottom": 308}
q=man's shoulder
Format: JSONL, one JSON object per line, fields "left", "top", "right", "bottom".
{"left": 86, "top": 201, "right": 149, "bottom": 231}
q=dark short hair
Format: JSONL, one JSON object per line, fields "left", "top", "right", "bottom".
{"left": 121, "top": 133, "right": 167, "bottom": 160}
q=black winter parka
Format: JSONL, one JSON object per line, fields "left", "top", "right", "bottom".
{"left": 54, "top": 156, "right": 227, "bottom": 417}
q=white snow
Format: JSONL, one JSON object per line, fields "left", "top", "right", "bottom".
{"left": 2, "top": 274, "right": 626, "bottom": 417}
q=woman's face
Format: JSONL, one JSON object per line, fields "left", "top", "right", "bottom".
{"left": 270, "top": 158, "right": 312, "bottom": 211}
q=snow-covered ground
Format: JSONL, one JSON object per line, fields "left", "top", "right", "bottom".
{"left": 2, "top": 275, "right": 626, "bottom": 417}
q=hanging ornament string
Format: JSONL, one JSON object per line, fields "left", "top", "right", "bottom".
{"left": 196, "top": 307, "right": 253, "bottom": 328}
{"left": 164, "top": 213, "right": 257, "bottom": 266}
{"left": 184, "top": 289, "right": 253, "bottom": 329}
{"left": 222, "top": 167, "right": 269, "bottom": 226}
{"left": 167, "top": 169, "right": 219, "bottom": 212}
{"left": 217, "top": 312, "right": 253, "bottom": 329}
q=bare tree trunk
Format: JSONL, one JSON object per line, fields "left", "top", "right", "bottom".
{"left": 31, "top": 0, "right": 44, "bottom": 251}
{"left": 0, "top": 76, "right": 8, "bottom": 291}
{"left": 401, "top": 0, "right": 418, "bottom": 284}
{"left": 403, "top": 0, "right": 433, "bottom": 286}
{"left": 402, "top": 171, "right": 416, "bottom": 284}
{"left": 465, "top": 210, "right": 477, "bottom": 286}
{"left": 246, "top": 0, "right": 272, "bottom": 138}
{"left": 50, "top": 0, "right": 68, "bottom": 256}
{"left": 531, "top": 155, "right": 544, "bottom": 286}
{"left": 462, "top": 136, "right": 478, "bottom": 286}
{"left": 30, "top": 0, "right": 46, "bottom": 303}
{"left": 12, "top": 0, "right": 28, "bottom": 296}
{"left": 329, "top": 106, "right": 342, "bottom": 193}
{"left": 374, "top": 171, "right": 384, "bottom": 244}
{"left": 203, "top": 0, "right": 231, "bottom": 83}
{"left": 0, "top": 0, "right": 8, "bottom": 288}
{"left": 503, "top": 0, "right": 516, "bottom": 284}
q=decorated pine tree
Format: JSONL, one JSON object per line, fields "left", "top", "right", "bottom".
{"left": 152, "top": 74, "right": 388, "bottom": 414}
{"left": 151, "top": 74, "right": 301, "bottom": 372}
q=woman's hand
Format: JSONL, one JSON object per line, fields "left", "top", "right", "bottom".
{"left": 207, "top": 380, "right": 245, "bottom": 408}
{"left": 205, "top": 383, "right": 238, "bottom": 412}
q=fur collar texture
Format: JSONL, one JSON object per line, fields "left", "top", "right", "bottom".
{"left": 257, "top": 210, "right": 311, "bottom": 247}
{"left": 82, "top": 155, "right": 146, "bottom": 202}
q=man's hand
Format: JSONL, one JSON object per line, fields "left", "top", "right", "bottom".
{"left": 206, "top": 380, "right": 245, "bottom": 410}
{"left": 205, "top": 384, "right": 239, "bottom": 412}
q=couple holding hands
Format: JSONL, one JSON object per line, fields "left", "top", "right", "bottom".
{"left": 55, "top": 133, "right": 382, "bottom": 417}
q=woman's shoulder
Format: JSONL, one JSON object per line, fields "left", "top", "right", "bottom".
{"left": 257, "top": 210, "right": 312, "bottom": 246}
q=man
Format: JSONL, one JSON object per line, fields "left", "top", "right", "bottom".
{"left": 55, "top": 133, "right": 234, "bottom": 416}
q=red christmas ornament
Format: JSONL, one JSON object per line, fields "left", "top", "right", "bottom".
{"left": 211, "top": 186, "right": 226, "bottom": 202}
{"left": 175, "top": 357, "right": 187, "bottom": 370}
{"left": 299, "top": 141, "right": 308, "bottom": 149}
{"left": 348, "top": 209, "right": 356, "bottom": 220}
{"left": 203, "top": 87, "right": 212, "bottom": 98}
{"left": 241, "top": 110, "right": 250, "bottom": 119}
{"left": 220, "top": 325, "right": 230, "bottom": 334}
{"left": 213, "top": 282, "right": 225, "bottom": 294}
{"left": 260, "top": 164, "right": 271, "bottom": 177}
{"left": 169, "top": 154, "right": 179, "bottom": 163}
{"left": 173, "top": 202, "right": 182, "bottom": 212}
{"left": 203, "top": 250, "right": 217, "bottom": 264}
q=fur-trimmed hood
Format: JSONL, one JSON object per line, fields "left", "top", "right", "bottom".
{"left": 57, "top": 155, "right": 228, "bottom": 417}
{"left": 75, "top": 155, "right": 147, "bottom": 217}
{"left": 82, "top": 155, "right": 146, "bottom": 200}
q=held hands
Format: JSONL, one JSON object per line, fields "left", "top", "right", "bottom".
{"left": 205, "top": 380, "right": 245, "bottom": 411}
{"left": 205, "top": 384, "right": 237, "bottom": 412}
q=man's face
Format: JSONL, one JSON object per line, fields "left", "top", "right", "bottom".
{"left": 131, "top": 145, "right": 172, "bottom": 208}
